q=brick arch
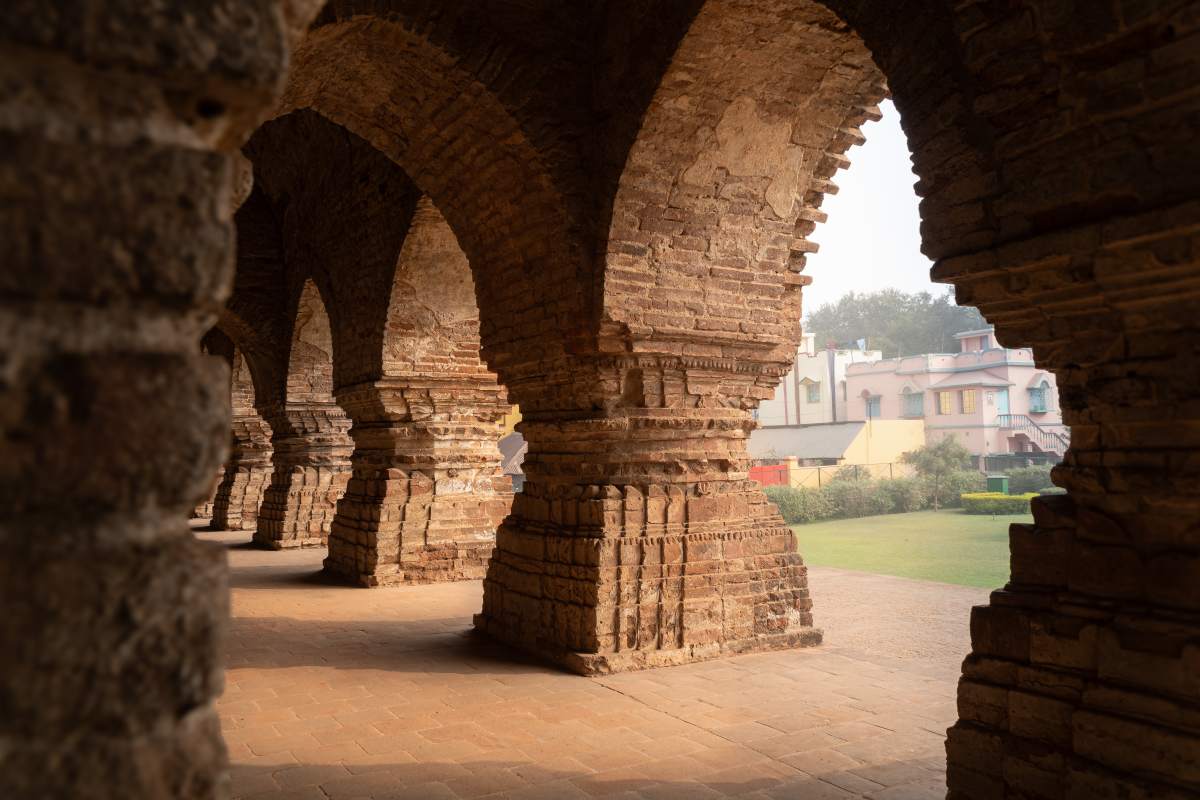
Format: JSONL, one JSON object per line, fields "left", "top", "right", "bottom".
{"left": 215, "top": 306, "right": 278, "bottom": 413}
{"left": 275, "top": 13, "right": 591, "bottom": 386}
{"left": 593, "top": 3, "right": 1200, "bottom": 798}
{"left": 244, "top": 108, "right": 423, "bottom": 391}
{"left": 600, "top": 0, "right": 886, "bottom": 380}
{"left": 253, "top": 276, "right": 354, "bottom": 549}
{"left": 324, "top": 196, "right": 512, "bottom": 586}
{"left": 381, "top": 197, "right": 492, "bottom": 384}
{"left": 192, "top": 328, "right": 238, "bottom": 520}
{"left": 219, "top": 184, "right": 292, "bottom": 411}
{"left": 204, "top": 344, "right": 275, "bottom": 532}
{"left": 285, "top": 279, "right": 338, "bottom": 407}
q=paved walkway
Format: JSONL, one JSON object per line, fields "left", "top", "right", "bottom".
{"left": 207, "top": 529, "right": 988, "bottom": 799}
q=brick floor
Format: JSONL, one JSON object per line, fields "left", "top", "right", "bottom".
{"left": 204, "top": 529, "right": 987, "bottom": 799}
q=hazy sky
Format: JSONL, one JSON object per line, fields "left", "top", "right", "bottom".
{"left": 801, "top": 99, "right": 940, "bottom": 313}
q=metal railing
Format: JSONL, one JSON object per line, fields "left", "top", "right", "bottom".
{"left": 750, "top": 461, "right": 916, "bottom": 490}
{"left": 997, "top": 414, "right": 1071, "bottom": 455}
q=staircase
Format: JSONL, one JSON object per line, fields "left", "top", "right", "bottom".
{"left": 998, "top": 414, "right": 1071, "bottom": 456}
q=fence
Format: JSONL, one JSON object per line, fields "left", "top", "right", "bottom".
{"left": 750, "top": 460, "right": 915, "bottom": 490}
{"left": 982, "top": 452, "right": 1061, "bottom": 472}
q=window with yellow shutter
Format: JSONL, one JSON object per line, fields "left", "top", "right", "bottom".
{"left": 960, "top": 389, "right": 978, "bottom": 413}
{"left": 937, "top": 391, "right": 953, "bottom": 415}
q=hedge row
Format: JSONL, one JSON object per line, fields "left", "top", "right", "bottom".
{"left": 763, "top": 470, "right": 987, "bottom": 525}
{"left": 961, "top": 492, "right": 1039, "bottom": 515}
{"left": 1004, "top": 465, "right": 1055, "bottom": 494}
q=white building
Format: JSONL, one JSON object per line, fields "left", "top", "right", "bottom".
{"left": 756, "top": 333, "right": 882, "bottom": 426}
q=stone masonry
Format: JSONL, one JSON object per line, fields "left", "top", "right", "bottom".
{"left": 4, "top": 0, "right": 1199, "bottom": 798}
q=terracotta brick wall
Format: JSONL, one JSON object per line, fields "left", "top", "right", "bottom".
{"left": 5, "top": 1, "right": 1198, "bottom": 797}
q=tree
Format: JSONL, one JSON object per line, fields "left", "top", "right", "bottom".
{"left": 804, "top": 289, "right": 987, "bottom": 358}
{"left": 901, "top": 437, "right": 974, "bottom": 510}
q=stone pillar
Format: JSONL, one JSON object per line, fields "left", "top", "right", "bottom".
{"left": 210, "top": 417, "right": 273, "bottom": 532}
{"left": 0, "top": 3, "right": 293, "bottom": 795}
{"left": 322, "top": 196, "right": 512, "bottom": 585}
{"left": 254, "top": 405, "right": 352, "bottom": 548}
{"left": 211, "top": 352, "right": 273, "bottom": 531}
{"left": 943, "top": 212, "right": 1200, "bottom": 798}
{"left": 475, "top": 360, "right": 818, "bottom": 674}
{"left": 192, "top": 468, "right": 224, "bottom": 521}
{"left": 324, "top": 380, "right": 511, "bottom": 585}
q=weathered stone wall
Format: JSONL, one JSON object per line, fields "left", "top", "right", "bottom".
{"left": 326, "top": 198, "right": 512, "bottom": 586}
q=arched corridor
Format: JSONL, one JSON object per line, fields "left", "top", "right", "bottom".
{"left": 3, "top": 1, "right": 1199, "bottom": 798}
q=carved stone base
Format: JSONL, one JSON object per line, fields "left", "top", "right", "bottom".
{"left": 325, "top": 380, "right": 511, "bottom": 585}
{"left": 254, "top": 464, "right": 350, "bottom": 548}
{"left": 323, "top": 467, "right": 509, "bottom": 586}
{"left": 475, "top": 481, "right": 821, "bottom": 675}
{"left": 211, "top": 464, "right": 271, "bottom": 531}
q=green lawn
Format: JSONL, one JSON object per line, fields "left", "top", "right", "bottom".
{"left": 792, "top": 509, "right": 1029, "bottom": 588}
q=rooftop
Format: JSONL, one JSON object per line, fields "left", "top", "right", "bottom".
{"left": 749, "top": 421, "right": 865, "bottom": 460}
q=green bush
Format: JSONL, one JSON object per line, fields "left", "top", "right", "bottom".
{"left": 923, "top": 470, "right": 987, "bottom": 509}
{"left": 823, "top": 479, "right": 894, "bottom": 519}
{"left": 961, "top": 492, "right": 1038, "bottom": 515}
{"left": 876, "top": 477, "right": 928, "bottom": 513}
{"left": 832, "top": 465, "right": 870, "bottom": 482}
{"left": 764, "top": 486, "right": 833, "bottom": 524}
{"left": 1006, "top": 465, "right": 1055, "bottom": 494}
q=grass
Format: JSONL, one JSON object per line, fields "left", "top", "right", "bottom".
{"left": 792, "top": 508, "right": 1030, "bottom": 588}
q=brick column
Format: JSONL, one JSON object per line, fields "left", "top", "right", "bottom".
{"left": 210, "top": 412, "right": 273, "bottom": 531}
{"left": 0, "top": 2, "right": 294, "bottom": 794}
{"left": 324, "top": 379, "right": 511, "bottom": 585}
{"left": 254, "top": 405, "right": 352, "bottom": 549}
{"left": 943, "top": 211, "right": 1200, "bottom": 798}
{"left": 475, "top": 359, "right": 818, "bottom": 674}
{"left": 192, "top": 468, "right": 223, "bottom": 521}
{"left": 211, "top": 351, "right": 273, "bottom": 531}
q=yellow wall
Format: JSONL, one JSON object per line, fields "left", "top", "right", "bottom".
{"left": 783, "top": 420, "right": 925, "bottom": 489}
{"left": 842, "top": 419, "right": 925, "bottom": 465}
{"left": 501, "top": 406, "right": 521, "bottom": 436}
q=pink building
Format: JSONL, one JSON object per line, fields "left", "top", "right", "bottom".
{"left": 843, "top": 327, "right": 1068, "bottom": 465}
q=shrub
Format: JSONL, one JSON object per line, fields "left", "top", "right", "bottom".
{"left": 876, "top": 477, "right": 928, "bottom": 513}
{"left": 961, "top": 492, "right": 1039, "bottom": 515}
{"left": 924, "top": 469, "right": 986, "bottom": 509}
{"left": 823, "top": 479, "right": 893, "bottom": 519}
{"left": 1039, "top": 486, "right": 1068, "bottom": 496}
{"left": 832, "top": 465, "right": 870, "bottom": 482}
{"left": 764, "top": 486, "right": 833, "bottom": 524}
{"left": 901, "top": 437, "right": 974, "bottom": 509}
{"left": 1006, "top": 465, "right": 1055, "bottom": 494}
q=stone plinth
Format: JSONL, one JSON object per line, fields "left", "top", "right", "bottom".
{"left": 255, "top": 405, "right": 352, "bottom": 549}
{"left": 325, "top": 380, "right": 511, "bottom": 585}
{"left": 475, "top": 365, "right": 820, "bottom": 675}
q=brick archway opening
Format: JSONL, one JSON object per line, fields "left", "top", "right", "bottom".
{"left": 254, "top": 278, "right": 354, "bottom": 550}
